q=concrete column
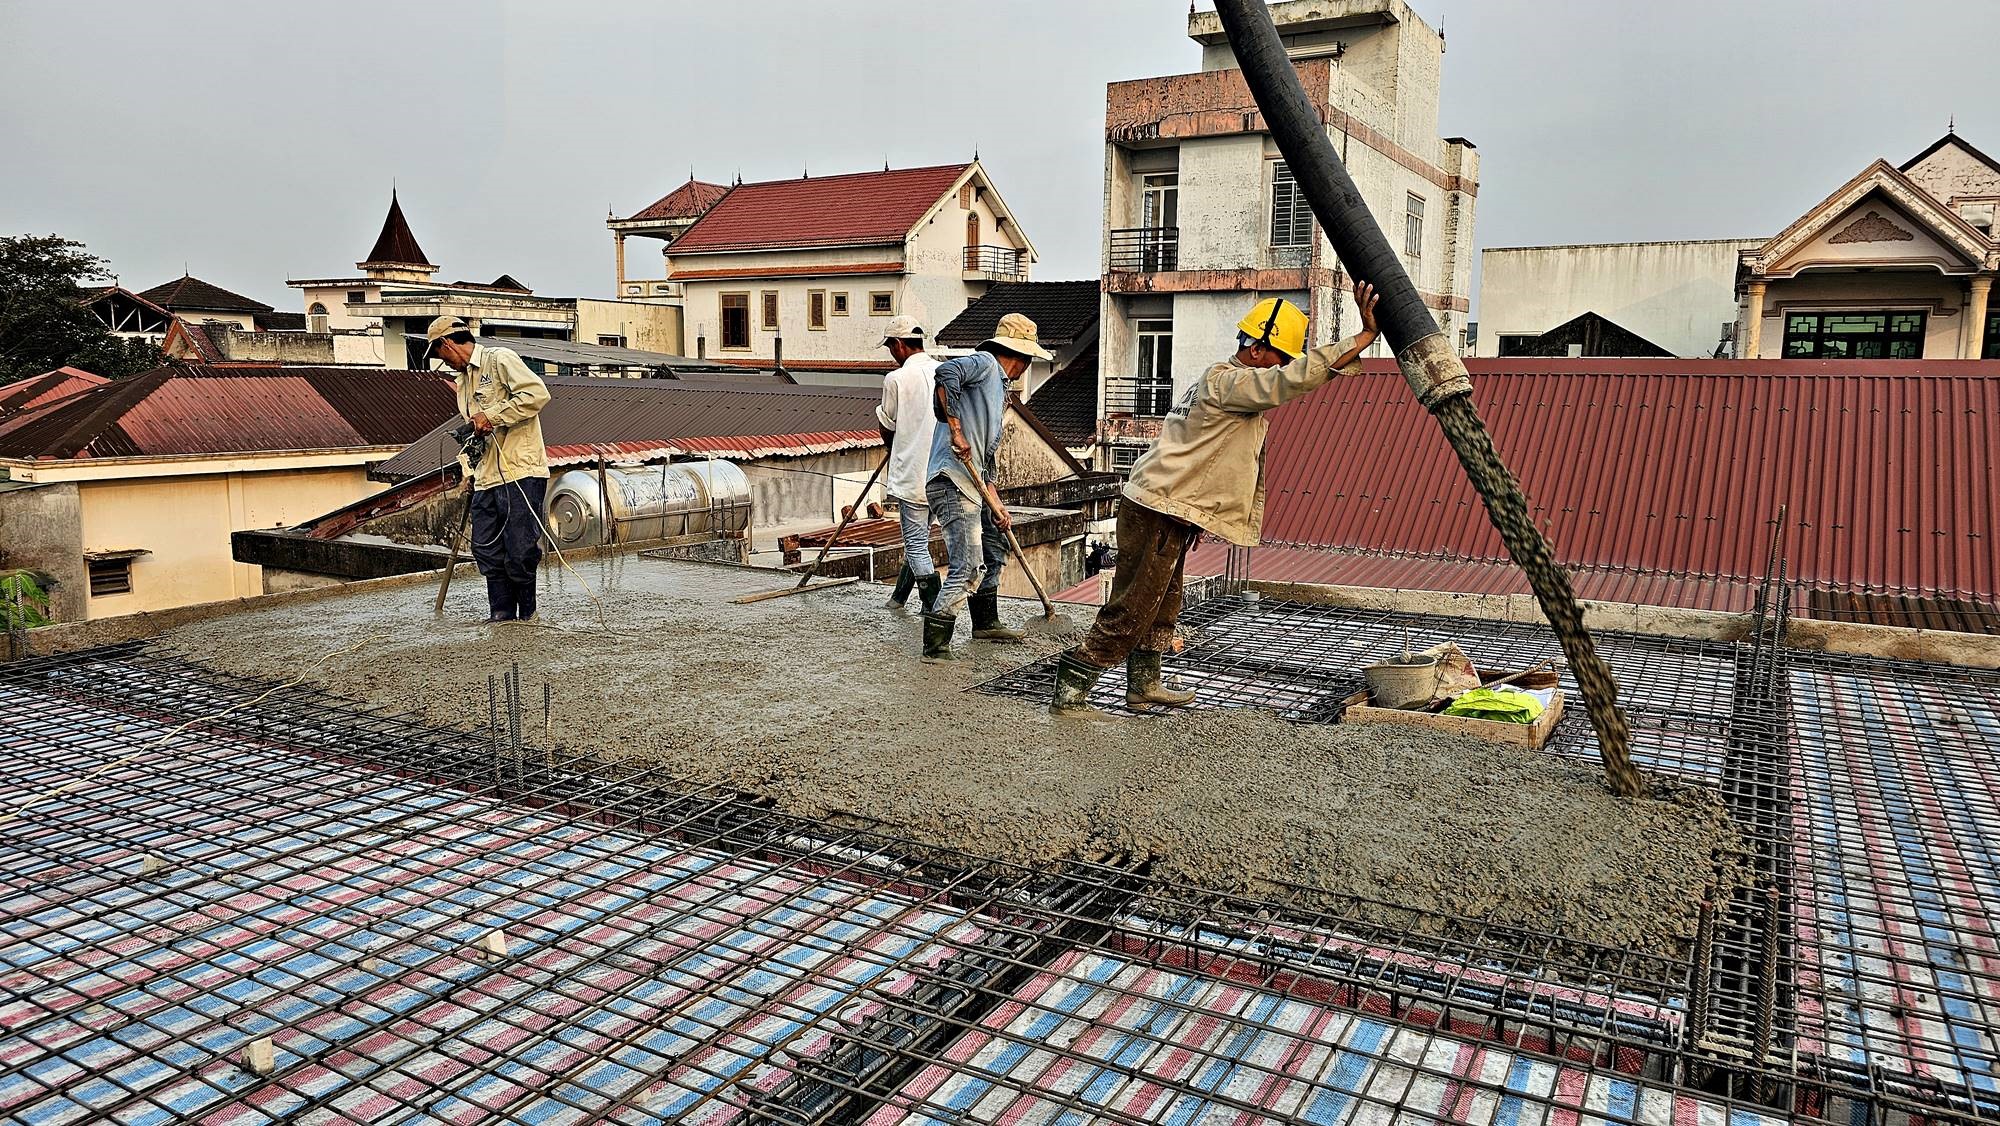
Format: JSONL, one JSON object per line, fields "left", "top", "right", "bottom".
{"left": 1744, "top": 280, "right": 1767, "bottom": 359}
{"left": 614, "top": 233, "right": 627, "bottom": 292}
{"left": 1962, "top": 275, "right": 1992, "bottom": 359}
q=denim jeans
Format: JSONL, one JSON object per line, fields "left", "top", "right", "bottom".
{"left": 925, "top": 474, "right": 1006, "bottom": 615}
{"left": 898, "top": 500, "right": 935, "bottom": 578}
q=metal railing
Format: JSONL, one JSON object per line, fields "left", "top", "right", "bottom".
{"left": 1108, "top": 227, "right": 1179, "bottom": 272}
{"left": 1102, "top": 375, "right": 1176, "bottom": 418}
{"left": 961, "top": 245, "right": 1026, "bottom": 280}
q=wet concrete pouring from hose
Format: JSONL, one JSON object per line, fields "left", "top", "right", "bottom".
{"left": 167, "top": 558, "right": 1744, "bottom": 960}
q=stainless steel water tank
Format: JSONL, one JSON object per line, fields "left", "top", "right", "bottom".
{"left": 544, "top": 460, "right": 751, "bottom": 548}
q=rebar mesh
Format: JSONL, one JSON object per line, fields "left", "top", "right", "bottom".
{"left": 3, "top": 629, "right": 1994, "bottom": 1124}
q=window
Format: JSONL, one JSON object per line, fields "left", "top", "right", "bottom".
{"left": 1134, "top": 317, "right": 1174, "bottom": 416}
{"left": 307, "top": 302, "right": 329, "bottom": 334}
{"left": 597, "top": 334, "right": 626, "bottom": 347}
{"left": 1985, "top": 309, "right": 2000, "bottom": 359}
{"left": 807, "top": 290, "right": 827, "bottom": 330}
{"left": 960, "top": 183, "right": 974, "bottom": 209}
{"left": 966, "top": 212, "right": 980, "bottom": 249}
{"left": 1141, "top": 172, "right": 1179, "bottom": 229}
{"left": 719, "top": 293, "right": 750, "bottom": 349}
{"left": 761, "top": 290, "right": 779, "bottom": 330}
{"left": 1404, "top": 194, "right": 1425, "bottom": 260}
{"left": 346, "top": 290, "right": 367, "bottom": 305}
{"left": 1495, "top": 335, "right": 1538, "bottom": 357}
{"left": 88, "top": 558, "right": 132, "bottom": 597}
{"left": 869, "top": 291, "right": 894, "bottom": 316}
{"left": 1781, "top": 310, "right": 1925, "bottom": 359}
{"left": 1108, "top": 445, "right": 1145, "bottom": 474}
{"left": 1270, "top": 162, "right": 1311, "bottom": 247}
{"left": 831, "top": 292, "right": 849, "bottom": 316}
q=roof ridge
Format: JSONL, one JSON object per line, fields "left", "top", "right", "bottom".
{"left": 739, "top": 161, "right": 970, "bottom": 188}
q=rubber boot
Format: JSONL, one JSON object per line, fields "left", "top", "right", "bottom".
{"left": 484, "top": 575, "right": 515, "bottom": 623}
{"left": 886, "top": 563, "right": 916, "bottom": 609}
{"left": 969, "top": 591, "right": 1024, "bottom": 643}
{"left": 514, "top": 578, "right": 537, "bottom": 622}
{"left": 921, "top": 612, "right": 957, "bottom": 661}
{"left": 915, "top": 573, "right": 941, "bottom": 614}
{"left": 1126, "top": 649, "right": 1196, "bottom": 710}
{"left": 1050, "top": 652, "right": 1105, "bottom": 716}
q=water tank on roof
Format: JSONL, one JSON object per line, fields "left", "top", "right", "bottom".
{"left": 543, "top": 460, "right": 751, "bottom": 549}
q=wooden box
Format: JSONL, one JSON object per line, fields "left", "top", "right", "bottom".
{"left": 1338, "top": 670, "right": 1564, "bottom": 749}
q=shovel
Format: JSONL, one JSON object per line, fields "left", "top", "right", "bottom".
{"left": 433, "top": 493, "right": 473, "bottom": 616}
{"left": 731, "top": 452, "right": 888, "bottom": 605}
{"left": 959, "top": 457, "right": 1075, "bottom": 636}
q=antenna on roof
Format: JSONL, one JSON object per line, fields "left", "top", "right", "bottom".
{"left": 884, "top": 156, "right": 890, "bottom": 171}
{"left": 1949, "top": 114, "right": 1956, "bottom": 134}
{"left": 802, "top": 164, "right": 809, "bottom": 179}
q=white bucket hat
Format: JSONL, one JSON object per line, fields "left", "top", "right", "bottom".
{"left": 985, "top": 312, "right": 1053, "bottom": 361}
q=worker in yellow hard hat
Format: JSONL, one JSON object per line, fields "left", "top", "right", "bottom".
{"left": 1052, "top": 279, "right": 1379, "bottom": 715}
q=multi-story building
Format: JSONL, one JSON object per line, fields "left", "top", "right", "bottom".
{"left": 659, "top": 162, "right": 1036, "bottom": 372}
{"left": 1737, "top": 132, "right": 2000, "bottom": 360}
{"left": 1096, "top": 0, "right": 1476, "bottom": 471}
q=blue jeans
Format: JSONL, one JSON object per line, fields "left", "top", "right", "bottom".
{"left": 898, "top": 500, "right": 935, "bottom": 578}
{"left": 926, "top": 474, "right": 1006, "bottom": 616}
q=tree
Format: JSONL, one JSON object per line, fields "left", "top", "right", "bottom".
{"left": 0, "top": 234, "right": 164, "bottom": 387}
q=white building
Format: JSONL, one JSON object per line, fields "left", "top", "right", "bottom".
{"left": 661, "top": 162, "right": 1036, "bottom": 372}
{"left": 1097, "top": 0, "right": 1476, "bottom": 470}
{"left": 1477, "top": 240, "right": 1763, "bottom": 358}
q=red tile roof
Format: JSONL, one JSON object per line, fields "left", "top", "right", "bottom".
{"left": 1256, "top": 357, "right": 2000, "bottom": 600}
{"left": 0, "top": 368, "right": 109, "bottom": 418}
{"left": 667, "top": 164, "right": 971, "bottom": 254}
{"left": 138, "top": 275, "right": 273, "bottom": 314}
{"left": 668, "top": 262, "right": 905, "bottom": 281}
{"left": 0, "top": 365, "right": 457, "bottom": 461}
{"left": 623, "top": 178, "right": 731, "bottom": 223}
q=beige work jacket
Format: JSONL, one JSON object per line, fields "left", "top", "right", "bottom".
{"left": 454, "top": 344, "right": 551, "bottom": 489}
{"left": 1121, "top": 337, "right": 1364, "bottom": 546}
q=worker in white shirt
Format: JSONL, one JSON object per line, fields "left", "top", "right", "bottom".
{"left": 875, "top": 316, "right": 942, "bottom": 611}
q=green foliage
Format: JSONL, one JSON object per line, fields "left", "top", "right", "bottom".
{"left": 0, "top": 234, "right": 165, "bottom": 387}
{"left": 0, "top": 568, "right": 52, "bottom": 631}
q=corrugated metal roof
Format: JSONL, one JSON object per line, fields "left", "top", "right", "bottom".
{"left": 373, "top": 377, "right": 885, "bottom": 480}
{"left": 1262, "top": 358, "right": 2000, "bottom": 599}
{"left": 0, "top": 368, "right": 108, "bottom": 417}
{"left": 668, "top": 164, "right": 969, "bottom": 254}
{"left": 0, "top": 365, "right": 458, "bottom": 460}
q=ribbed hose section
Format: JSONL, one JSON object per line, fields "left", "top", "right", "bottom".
{"left": 1213, "top": 0, "right": 1644, "bottom": 796}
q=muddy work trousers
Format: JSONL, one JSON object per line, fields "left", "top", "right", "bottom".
{"left": 1074, "top": 500, "right": 1197, "bottom": 669}
{"left": 469, "top": 476, "right": 547, "bottom": 620}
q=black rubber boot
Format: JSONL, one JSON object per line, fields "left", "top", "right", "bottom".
{"left": 921, "top": 612, "right": 957, "bottom": 661}
{"left": 1126, "top": 649, "right": 1196, "bottom": 709}
{"left": 485, "top": 575, "right": 515, "bottom": 622}
{"left": 886, "top": 563, "right": 917, "bottom": 609}
{"left": 915, "top": 573, "right": 942, "bottom": 614}
{"left": 1050, "top": 652, "right": 1105, "bottom": 715}
{"left": 515, "top": 578, "right": 537, "bottom": 622}
{"left": 969, "top": 591, "right": 1024, "bottom": 643}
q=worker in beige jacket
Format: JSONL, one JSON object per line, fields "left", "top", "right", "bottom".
{"left": 426, "top": 315, "right": 552, "bottom": 622}
{"left": 1052, "top": 280, "right": 1378, "bottom": 714}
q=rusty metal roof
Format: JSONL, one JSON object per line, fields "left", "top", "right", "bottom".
{"left": 373, "top": 377, "right": 886, "bottom": 481}
{"left": 1261, "top": 357, "right": 2000, "bottom": 600}
{"left": 0, "top": 368, "right": 109, "bottom": 418}
{"left": 0, "top": 365, "right": 458, "bottom": 461}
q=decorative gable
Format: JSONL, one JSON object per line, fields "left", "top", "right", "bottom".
{"left": 1750, "top": 161, "right": 1992, "bottom": 279}
{"left": 1901, "top": 134, "right": 2000, "bottom": 202}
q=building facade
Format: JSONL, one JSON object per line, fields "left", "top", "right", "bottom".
{"left": 660, "top": 162, "right": 1036, "bottom": 370}
{"left": 1478, "top": 240, "right": 1763, "bottom": 358}
{"left": 1096, "top": 0, "right": 1476, "bottom": 471}
{"left": 1738, "top": 134, "right": 2000, "bottom": 360}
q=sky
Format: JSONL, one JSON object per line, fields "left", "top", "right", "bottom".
{"left": 3, "top": 0, "right": 1996, "bottom": 315}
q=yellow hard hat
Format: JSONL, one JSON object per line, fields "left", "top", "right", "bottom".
{"left": 1235, "top": 297, "right": 1307, "bottom": 359}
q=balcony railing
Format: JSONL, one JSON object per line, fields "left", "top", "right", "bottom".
{"left": 1103, "top": 375, "right": 1177, "bottom": 418}
{"left": 1109, "top": 227, "right": 1179, "bottom": 272}
{"left": 962, "top": 245, "right": 1026, "bottom": 281}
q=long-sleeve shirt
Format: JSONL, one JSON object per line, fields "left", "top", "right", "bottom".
{"left": 876, "top": 351, "right": 940, "bottom": 505}
{"left": 926, "top": 351, "right": 1007, "bottom": 503}
{"left": 454, "top": 343, "right": 551, "bottom": 489}
{"left": 1122, "top": 337, "right": 1365, "bottom": 546}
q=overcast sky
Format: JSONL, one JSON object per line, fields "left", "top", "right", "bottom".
{"left": 3, "top": 1, "right": 1995, "bottom": 314}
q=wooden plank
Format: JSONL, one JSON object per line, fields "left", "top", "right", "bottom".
{"left": 730, "top": 576, "right": 861, "bottom": 605}
{"left": 1339, "top": 689, "right": 1564, "bottom": 749}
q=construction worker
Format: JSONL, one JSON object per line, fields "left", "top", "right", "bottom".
{"left": 921, "top": 313, "right": 1052, "bottom": 659}
{"left": 426, "top": 315, "right": 552, "bottom": 623}
{"left": 876, "top": 316, "right": 941, "bottom": 612}
{"left": 1051, "top": 281, "right": 1380, "bottom": 713}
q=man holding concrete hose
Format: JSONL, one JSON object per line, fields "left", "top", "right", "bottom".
{"left": 1051, "top": 280, "right": 1379, "bottom": 714}
{"left": 426, "top": 315, "right": 552, "bottom": 623}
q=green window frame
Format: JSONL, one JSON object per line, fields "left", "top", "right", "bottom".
{"left": 1780, "top": 310, "right": 1925, "bottom": 359}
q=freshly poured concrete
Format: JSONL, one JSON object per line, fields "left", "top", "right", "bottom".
{"left": 167, "top": 556, "right": 1744, "bottom": 957}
